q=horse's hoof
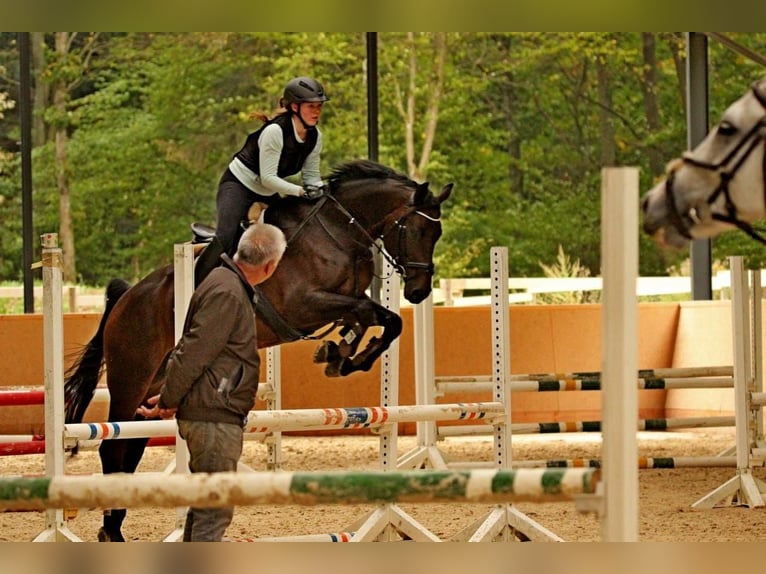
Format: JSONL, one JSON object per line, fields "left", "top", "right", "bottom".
{"left": 324, "top": 360, "right": 342, "bottom": 377}
{"left": 97, "top": 527, "right": 125, "bottom": 542}
{"left": 314, "top": 341, "right": 340, "bottom": 364}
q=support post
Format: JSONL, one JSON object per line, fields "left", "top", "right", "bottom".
{"left": 32, "top": 233, "right": 80, "bottom": 542}
{"left": 600, "top": 167, "right": 639, "bottom": 541}
{"left": 692, "top": 257, "right": 766, "bottom": 508}
{"left": 163, "top": 242, "right": 194, "bottom": 541}
{"left": 346, "top": 257, "right": 439, "bottom": 541}
{"left": 449, "top": 247, "right": 562, "bottom": 542}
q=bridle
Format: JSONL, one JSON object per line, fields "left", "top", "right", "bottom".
{"left": 665, "top": 82, "right": 766, "bottom": 244}
{"left": 380, "top": 204, "right": 441, "bottom": 277}
{"left": 325, "top": 194, "right": 441, "bottom": 278}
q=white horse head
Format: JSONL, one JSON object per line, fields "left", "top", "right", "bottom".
{"left": 642, "top": 77, "right": 766, "bottom": 248}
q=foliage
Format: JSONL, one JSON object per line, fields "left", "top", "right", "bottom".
{"left": 537, "top": 244, "right": 600, "bottom": 304}
{"left": 1, "top": 33, "right": 766, "bottom": 289}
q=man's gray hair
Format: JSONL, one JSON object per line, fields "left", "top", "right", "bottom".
{"left": 234, "top": 223, "right": 287, "bottom": 267}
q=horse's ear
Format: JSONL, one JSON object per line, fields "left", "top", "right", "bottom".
{"left": 414, "top": 182, "right": 430, "bottom": 205}
{"left": 437, "top": 183, "right": 453, "bottom": 204}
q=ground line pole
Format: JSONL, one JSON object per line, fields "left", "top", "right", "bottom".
{"left": 600, "top": 167, "right": 639, "bottom": 541}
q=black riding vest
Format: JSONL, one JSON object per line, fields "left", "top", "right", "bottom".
{"left": 233, "top": 114, "right": 318, "bottom": 178}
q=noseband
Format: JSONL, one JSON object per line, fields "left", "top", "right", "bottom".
{"left": 666, "top": 83, "right": 766, "bottom": 244}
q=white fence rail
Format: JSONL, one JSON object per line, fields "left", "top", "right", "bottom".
{"left": 0, "top": 286, "right": 104, "bottom": 312}
{"left": 432, "top": 270, "right": 740, "bottom": 306}
{"left": 0, "top": 269, "right": 748, "bottom": 312}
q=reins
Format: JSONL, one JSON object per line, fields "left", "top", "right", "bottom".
{"left": 666, "top": 83, "right": 766, "bottom": 245}
{"left": 324, "top": 193, "right": 441, "bottom": 279}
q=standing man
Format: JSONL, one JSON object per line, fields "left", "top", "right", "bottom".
{"left": 138, "top": 223, "right": 286, "bottom": 542}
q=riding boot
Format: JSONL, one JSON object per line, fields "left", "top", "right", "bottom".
{"left": 247, "top": 202, "right": 268, "bottom": 224}
{"left": 99, "top": 508, "right": 127, "bottom": 542}
{"left": 193, "top": 236, "right": 224, "bottom": 288}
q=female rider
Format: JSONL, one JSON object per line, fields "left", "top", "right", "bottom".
{"left": 216, "top": 76, "right": 329, "bottom": 256}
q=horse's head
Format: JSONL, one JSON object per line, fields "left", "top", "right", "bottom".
{"left": 642, "top": 77, "right": 766, "bottom": 248}
{"left": 380, "top": 181, "right": 453, "bottom": 304}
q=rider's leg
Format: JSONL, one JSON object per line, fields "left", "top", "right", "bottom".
{"left": 215, "top": 174, "right": 254, "bottom": 256}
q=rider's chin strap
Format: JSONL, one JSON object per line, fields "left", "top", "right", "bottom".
{"left": 292, "top": 104, "right": 317, "bottom": 131}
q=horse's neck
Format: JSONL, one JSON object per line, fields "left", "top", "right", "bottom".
{"left": 337, "top": 184, "right": 409, "bottom": 230}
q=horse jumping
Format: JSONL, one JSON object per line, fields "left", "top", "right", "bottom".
{"left": 642, "top": 77, "right": 766, "bottom": 248}
{"left": 63, "top": 159, "right": 453, "bottom": 541}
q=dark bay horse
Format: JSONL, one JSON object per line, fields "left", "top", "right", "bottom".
{"left": 63, "top": 159, "right": 453, "bottom": 541}
{"left": 643, "top": 77, "right": 766, "bottom": 248}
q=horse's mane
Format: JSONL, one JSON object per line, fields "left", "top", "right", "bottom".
{"left": 328, "top": 160, "right": 416, "bottom": 192}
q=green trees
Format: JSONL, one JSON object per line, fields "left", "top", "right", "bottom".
{"left": 1, "top": 32, "right": 764, "bottom": 286}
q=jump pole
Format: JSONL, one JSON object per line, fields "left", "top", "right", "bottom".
{"left": 599, "top": 166, "right": 639, "bottom": 541}
{"left": 0, "top": 467, "right": 599, "bottom": 511}
{"left": 31, "top": 233, "right": 80, "bottom": 542}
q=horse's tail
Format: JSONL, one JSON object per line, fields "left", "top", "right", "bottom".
{"left": 64, "top": 278, "right": 132, "bottom": 423}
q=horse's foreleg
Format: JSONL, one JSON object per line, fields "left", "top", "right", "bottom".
{"left": 323, "top": 302, "right": 402, "bottom": 377}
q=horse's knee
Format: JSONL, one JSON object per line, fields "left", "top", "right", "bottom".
{"left": 380, "top": 312, "right": 402, "bottom": 340}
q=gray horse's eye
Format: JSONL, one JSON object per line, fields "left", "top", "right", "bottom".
{"left": 717, "top": 121, "right": 737, "bottom": 136}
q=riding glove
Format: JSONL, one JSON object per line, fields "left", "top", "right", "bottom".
{"left": 302, "top": 185, "right": 325, "bottom": 200}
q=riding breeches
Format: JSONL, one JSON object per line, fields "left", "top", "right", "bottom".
{"left": 215, "top": 169, "right": 274, "bottom": 256}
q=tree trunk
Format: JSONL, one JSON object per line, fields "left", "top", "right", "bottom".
{"left": 597, "top": 56, "right": 615, "bottom": 167}
{"left": 663, "top": 32, "right": 687, "bottom": 113}
{"left": 30, "top": 32, "right": 48, "bottom": 147}
{"left": 53, "top": 32, "right": 76, "bottom": 282}
{"left": 504, "top": 70, "right": 523, "bottom": 197}
{"left": 388, "top": 32, "right": 447, "bottom": 181}
{"left": 641, "top": 33, "right": 663, "bottom": 177}
{"left": 414, "top": 32, "right": 447, "bottom": 181}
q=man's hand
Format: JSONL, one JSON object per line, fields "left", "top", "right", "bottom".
{"left": 136, "top": 394, "right": 177, "bottom": 420}
{"left": 302, "top": 185, "right": 325, "bottom": 200}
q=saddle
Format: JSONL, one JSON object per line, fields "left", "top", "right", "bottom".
{"left": 191, "top": 221, "right": 217, "bottom": 244}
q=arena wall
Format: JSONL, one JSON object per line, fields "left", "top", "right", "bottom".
{"left": 0, "top": 302, "right": 689, "bottom": 435}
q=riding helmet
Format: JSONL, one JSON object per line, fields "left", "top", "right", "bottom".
{"left": 282, "top": 77, "right": 329, "bottom": 106}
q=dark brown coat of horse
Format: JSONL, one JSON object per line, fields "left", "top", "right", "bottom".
{"left": 62, "top": 159, "right": 452, "bottom": 541}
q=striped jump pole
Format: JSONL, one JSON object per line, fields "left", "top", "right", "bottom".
{"left": 437, "top": 415, "right": 735, "bottom": 438}
{"left": 63, "top": 402, "right": 504, "bottom": 442}
{"left": 0, "top": 436, "right": 176, "bottom": 457}
{"left": 448, "top": 456, "right": 741, "bottom": 470}
{"left": 0, "top": 467, "right": 600, "bottom": 512}
{"left": 436, "top": 367, "right": 733, "bottom": 394}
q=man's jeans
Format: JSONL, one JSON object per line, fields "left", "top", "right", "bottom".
{"left": 178, "top": 419, "right": 244, "bottom": 542}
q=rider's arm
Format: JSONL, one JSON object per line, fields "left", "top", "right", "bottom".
{"left": 301, "top": 129, "right": 323, "bottom": 188}
{"left": 258, "top": 124, "right": 305, "bottom": 198}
